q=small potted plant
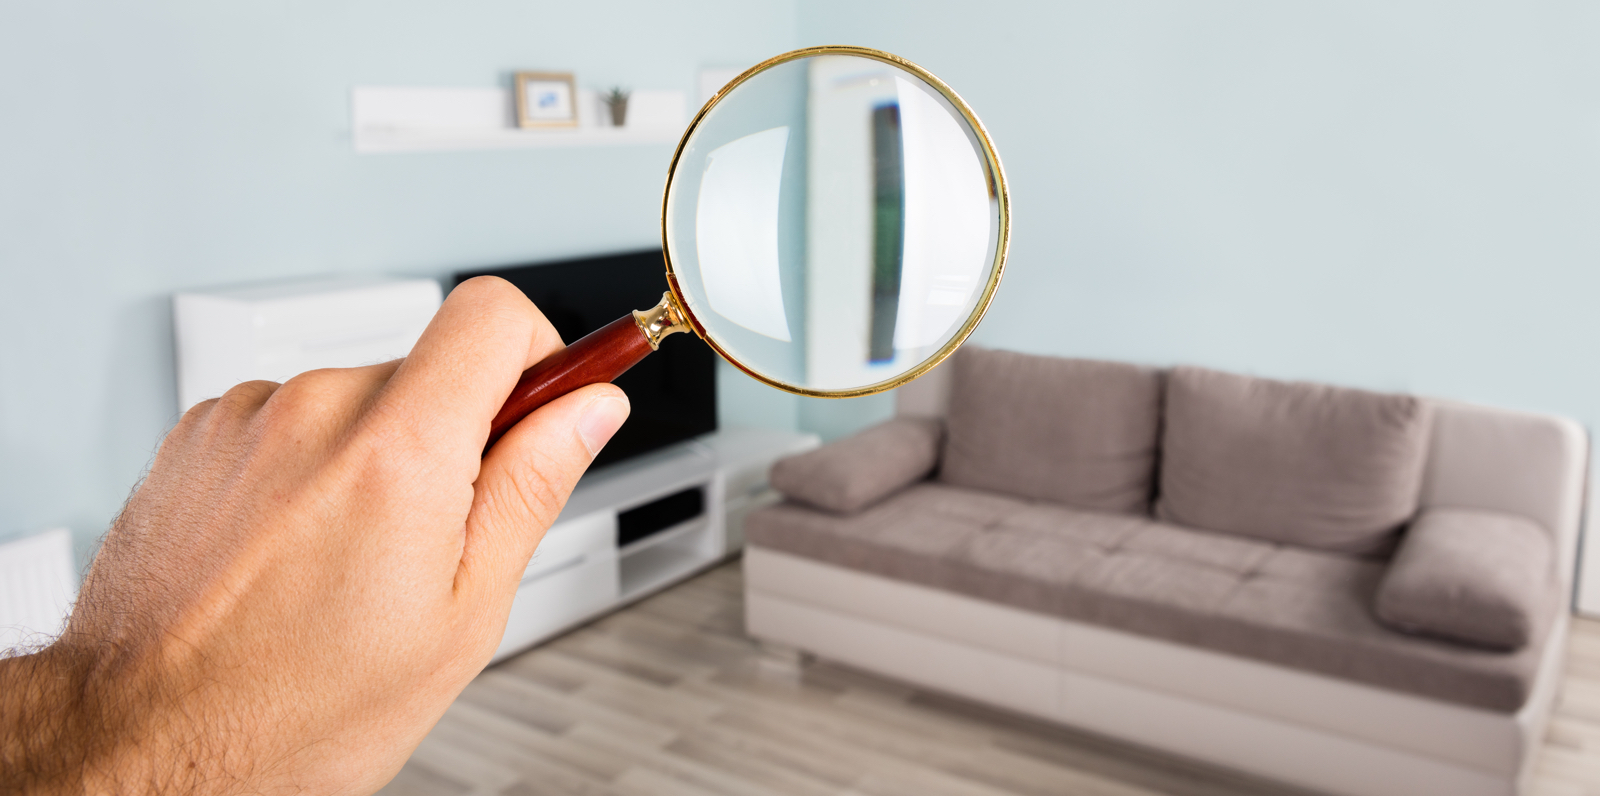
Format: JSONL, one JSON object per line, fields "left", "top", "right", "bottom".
{"left": 600, "top": 87, "right": 630, "bottom": 127}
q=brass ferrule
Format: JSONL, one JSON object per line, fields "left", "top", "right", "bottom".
{"left": 632, "top": 291, "right": 693, "bottom": 350}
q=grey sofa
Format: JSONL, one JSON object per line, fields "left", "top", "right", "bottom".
{"left": 742, "top": 347, "right": 1587, "bottom": 796}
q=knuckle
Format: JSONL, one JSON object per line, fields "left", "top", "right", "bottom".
{"left": 271, "top": 368, "right": 342, "bottom": 403}
{"left": 166, "top": 381, "right": 279, "bottom": 461}
{"left": 229, "top": 378, "right": 280, "bottom": 402}
{"left": 214, "top": 380, "right": 280, "bottom": 418}
{"left": 177, "top": 396, "right": 220, "bottom": 427}
{"left": 168, "top": 399, "right": 219, "bottom": 450}
{"left": 254, "top": 368, "right": 363, "bottom": 440}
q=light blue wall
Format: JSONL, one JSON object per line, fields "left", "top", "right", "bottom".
{"left": 800, "top": 1, "right": 1600, "bottom": 433}
{"left": 8, "top": 1, "right": 1600, "bottom": 556}
{"left": 0, "top": 0, "right": 801, "bottom": 553}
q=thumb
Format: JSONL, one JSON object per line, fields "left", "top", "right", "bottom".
{"left": 460, "top": 383, "right": 630, "bottom": 599}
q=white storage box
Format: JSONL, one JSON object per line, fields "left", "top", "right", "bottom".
{"left": 173, "top": 276, "right": 442, "bottom": 411}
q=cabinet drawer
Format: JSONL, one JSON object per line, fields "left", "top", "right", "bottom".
{"left": 524, "top": 510, "right": 614, "bottom": 583}
{"left": 494, "top": 554, "right": 619, "bottom": 662}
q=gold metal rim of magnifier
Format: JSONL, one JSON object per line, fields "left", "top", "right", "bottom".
{"left": 657, "top": 44, "right": 1012, "bottom": 400}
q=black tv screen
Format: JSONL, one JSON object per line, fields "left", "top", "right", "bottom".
{"left": 454, "top": 250, "right": 717, "bottom": 470}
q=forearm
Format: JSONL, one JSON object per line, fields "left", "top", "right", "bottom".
{"left": 0, "top": 646, "right": 98, "bottom": 795}
{"left": 0, "top": 643, "right": 214, "bottom": 796}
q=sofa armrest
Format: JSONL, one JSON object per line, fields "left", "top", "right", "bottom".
{"left": 1374, "top": 508, "right": 1555, "bottom": 651}
{"left": 769, "top": 417, "right": 943, "bottom": 514}
{"left": 1417, "top": 399, "right": 1587, "bottom": 605}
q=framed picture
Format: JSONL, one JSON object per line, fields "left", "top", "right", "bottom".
{"left": 514, "top": 71, "right": 578, "bottom": 128}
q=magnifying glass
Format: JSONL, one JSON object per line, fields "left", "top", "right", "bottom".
{"left": 486, "top": 45, "right": 1010, "bottom": 447}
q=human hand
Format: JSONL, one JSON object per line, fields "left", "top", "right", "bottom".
{"left": 0, "top": 277, "right": 630, "bottom": 795}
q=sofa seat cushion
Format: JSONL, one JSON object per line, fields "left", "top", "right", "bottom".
{"left": 1157, "top": 367, "right": 1433, "bottom": 554}
{"left": 940, "top": 348, "right": 1163, "bottom": 514}
{"left": 746, "top": 489, "right": 1549, "bottom": 712}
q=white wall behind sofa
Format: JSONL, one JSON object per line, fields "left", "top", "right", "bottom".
{"left": 801, "top": 0, "right": 1600, "bottom": 609}
{"left": 0, "top": 0, "right": 804, "bottom": 557}
{"left": 799, "top": 1, "right": 1600, "bottom": 448}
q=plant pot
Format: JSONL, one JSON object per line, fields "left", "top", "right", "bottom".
{"left": 608, "top": 99, "right": 628, "bottom": 128}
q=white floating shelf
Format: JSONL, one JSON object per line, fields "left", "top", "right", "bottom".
{"left": 352, "top": 86, "right": 689, "bottom": 154}
{"left": 354, "top": 126, "right": 684, "bottom": 153}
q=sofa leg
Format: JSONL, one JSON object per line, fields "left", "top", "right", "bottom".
{"left": 756, "top": 639, "right": 814, "bottom": 677}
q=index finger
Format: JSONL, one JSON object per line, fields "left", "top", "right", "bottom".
{"left": 375, "top": 276, "right": 564, "bottom": 463}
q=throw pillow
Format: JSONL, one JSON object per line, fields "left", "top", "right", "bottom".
{"left": 770, "top": 417, "right": 943, "bottom": 514}
{"left": 1375, "top": 508, "right": 1553, "bottom": 650}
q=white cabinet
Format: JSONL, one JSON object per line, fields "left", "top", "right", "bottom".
{"left": 522, "top": 510, "right": 616, "bottom": 583}
{"left": 497, "top": 511, "right": 619, "bottom": 659}
{"left": 0, "top": 529, "right": 76, "bottom": 651}
{"left": 172, "top": 276, "right": 441, "bottom": 412}
{"left": 490, "top": 427, "right": 819, "bottom": 663}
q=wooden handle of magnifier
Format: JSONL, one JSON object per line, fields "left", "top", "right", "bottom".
{"left": 484, "top": 292, "right": 691, "bottom": 451}
{"left": 485, "top": 315, "right": 655, "bottom": 450}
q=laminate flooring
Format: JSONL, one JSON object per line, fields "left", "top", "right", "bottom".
{"left": 381, "top": 560, "right": 1600, "bottom": 796}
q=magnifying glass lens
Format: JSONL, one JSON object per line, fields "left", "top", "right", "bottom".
{"left": 665, "top": 53, "right": 1005, "bottom": 395}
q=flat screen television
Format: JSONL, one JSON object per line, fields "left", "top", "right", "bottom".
{"left": 454, "top": 250, "right": 717, "bottom": 470}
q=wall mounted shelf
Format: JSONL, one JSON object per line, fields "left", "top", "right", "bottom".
{"left": 351, "top": 86, "right": 689, "bottom": 154}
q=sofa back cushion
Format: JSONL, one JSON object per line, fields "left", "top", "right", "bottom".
{"left": 1157, "top": 366, "right": 1432, "bottom": 554}
{"left": 939, "top": 348, "right": 1162, "bottom": 514}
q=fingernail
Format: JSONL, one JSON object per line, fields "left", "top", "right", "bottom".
{"left": 577, "top": 396, "right": 630, "bottom": 457}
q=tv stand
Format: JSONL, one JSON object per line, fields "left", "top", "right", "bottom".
{"left": 490, "top": 427, "right": 819, "bottom": 663}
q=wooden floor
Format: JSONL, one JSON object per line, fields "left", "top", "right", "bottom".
{"left": 381, "top": 560, "right": 1600, "bottom": 796}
